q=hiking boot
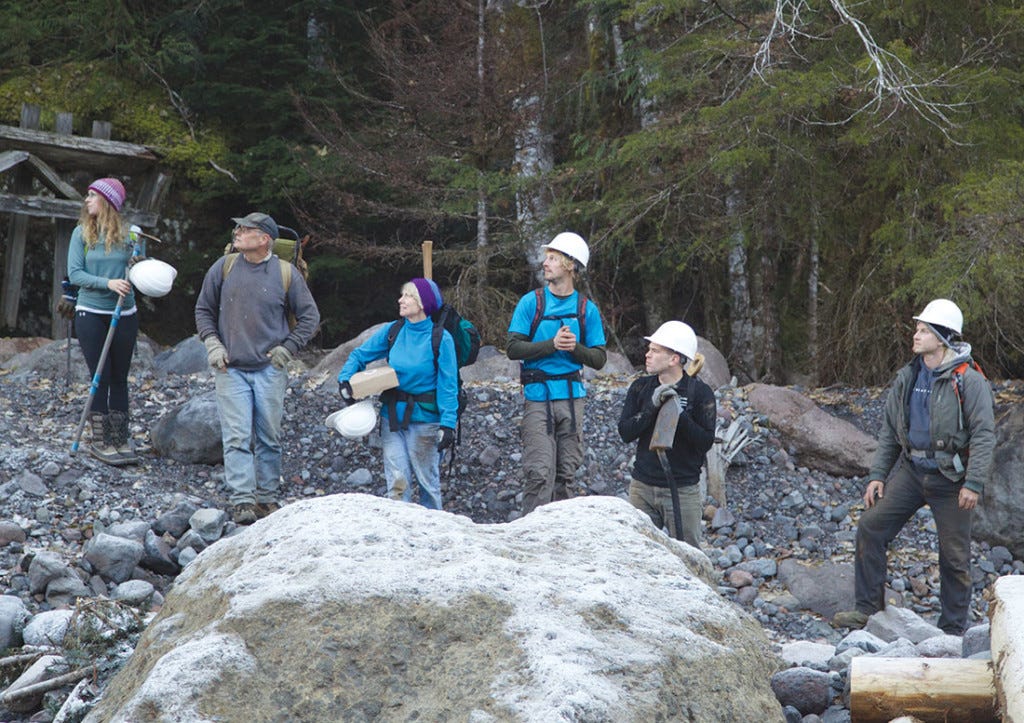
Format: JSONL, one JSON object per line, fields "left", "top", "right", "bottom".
{"left": 832, "top": 610, "right": 870, "bottom": 629}
{"left": 88, "top": 412, "right": 123, "bottom": 466}
{"left": 109, "top": 410, "right": 140, "bottom": 465}
{"left": 232, "top": 503, "right": 259, "bottom": 526}
{"left": 255, "top": 501, "right": 281, "bottom": 519}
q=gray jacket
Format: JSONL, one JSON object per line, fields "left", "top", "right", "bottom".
{"left": 869, "top": 343, "right": 995, "bottom": 493}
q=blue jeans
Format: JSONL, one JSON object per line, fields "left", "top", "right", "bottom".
{"left": 381, "top": 422, "right": 442, "bottom": 510}
{"left": 215, "top": 365, "right": 288, "bottom": 505}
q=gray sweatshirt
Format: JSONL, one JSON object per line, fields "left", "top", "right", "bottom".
{"left": 194, "top": 253, "right": 320, "bottom": 370}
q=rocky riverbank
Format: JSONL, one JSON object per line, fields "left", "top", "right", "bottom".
{"left": 1, "top": 340, "right": 1021, "bottom": 720}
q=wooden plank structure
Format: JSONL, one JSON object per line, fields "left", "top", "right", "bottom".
{"left": 0, "top": 104, "right": 170, "bottom": 337}
{"left": 849, "top": 573, "right": 1024, "bottom": 722}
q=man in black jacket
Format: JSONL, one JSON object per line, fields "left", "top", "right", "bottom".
{"left": 618, "top": 321, "right": 717, "bottom": 547}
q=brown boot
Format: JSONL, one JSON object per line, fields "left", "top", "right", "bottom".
{"left": 88, "top": 412, "right": 122, "bottom": 466}
{"left": 109, "top": 410, "right": 140, "bottom": 465}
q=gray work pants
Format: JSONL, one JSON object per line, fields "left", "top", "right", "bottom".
{"left": 854, "top": 457, "right": 973, "bottom": 634}
{"left": 520, "top": 398, "right": 585, "bottom": 514}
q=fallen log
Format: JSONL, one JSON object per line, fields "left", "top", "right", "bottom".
{"left": 849, "top": 656, "right": 997, "bottom": 722}
{"left": 991, "top": 575, "right": 1024, "bottom": 723}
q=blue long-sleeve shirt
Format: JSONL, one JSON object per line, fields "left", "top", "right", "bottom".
{"left": 339, "top": 318, "right": 459, "bottom": 429}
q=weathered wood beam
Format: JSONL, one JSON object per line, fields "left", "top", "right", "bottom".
{"left": 0, "top": 124, "right": 159, "bottom": 174}
{"left": 849, "top": 657, "right": 997, "bottom": 723}
{"left": 0, "top": 150, "right": 29, "bottom": 174}
{"left": 1, "top": 111, "right": 36, "bottom": 330}
{"left": 0, "top": 193, "right": 157, "bottom": 226}
{"left": 991, "top": 575, "right": 1024, "bottom": 722}
{"left": 26, "top": 154, "right": 81, "bottom": 199}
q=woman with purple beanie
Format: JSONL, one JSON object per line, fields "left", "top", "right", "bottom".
{"left": 337, "top": 277, "right": 458, "bottom": 509}
{"left": 67, "top": 178, "right": 142, "bottom": 465}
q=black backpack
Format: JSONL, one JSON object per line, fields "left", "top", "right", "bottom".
{"left": 386, "top": 303, "right": 480, "bottom": 471}
{"left": 528, "top": 287, "right": 589, "bottom": 342}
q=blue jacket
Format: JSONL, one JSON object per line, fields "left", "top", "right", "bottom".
{"left": 339, "top": 318, "right": 459, "bottom": 429}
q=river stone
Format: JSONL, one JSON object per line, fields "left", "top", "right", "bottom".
{"left": 85, "top": 495, "right": 785, "bottom": 723}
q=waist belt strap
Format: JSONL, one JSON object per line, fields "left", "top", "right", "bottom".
{"left": 519, "top": 367, "right": 583, "bottom": 434}
{"left": 381, "top": 388, "right": 437, "bottom": 432}
{"left": 909, "top": 449, "right": 935, "bottom": 459}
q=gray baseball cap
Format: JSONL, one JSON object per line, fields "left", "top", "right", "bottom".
{"left": 231, "top": 212, "right": 279, "bottom": 240}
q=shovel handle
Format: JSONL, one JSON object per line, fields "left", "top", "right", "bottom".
{"left": 422, "top": 240, "right": 433, "bottom": 280}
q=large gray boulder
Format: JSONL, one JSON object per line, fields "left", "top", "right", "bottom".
{"left": 87, "top": 495, "right": 784, "bottom": 723}
{"left": 974, "top": 403, "right": 1024, "bottom": 558}
{"left": 152, "top": 335, "right": 207, "bottom": 376}
{"left": 150, "top": 392, "right": 222, "bottom": 464}
{"left": 696, "top": 337, "right": 731, "bottom": 390}
{"left": 1, "top": 336, "right": 156, "bottom": 381}
{"left": 746, "top": 384, "right": 877, "bottom": 476}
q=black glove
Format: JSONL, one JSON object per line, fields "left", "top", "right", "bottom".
{"left": 437, "top": 426, "right": 455, "bottom": 452}
{"left": 338, "top": 380, "right": 355, "bottom": 406}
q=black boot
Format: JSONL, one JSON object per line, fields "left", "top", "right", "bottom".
{"left": 88, "top": 412, "right": 122, "bottom": 466}
{"left": 109, "top": 410, "right": 140, "bottom": 465}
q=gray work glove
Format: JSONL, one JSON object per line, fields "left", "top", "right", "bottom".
{"left": 268, "top": 345, "right": 293, "bottom": 370}
{"left": 203, "top": 336, "right": 228, "bottom": 371}
{"left": 651, "top": 383, "right": 677, "bottom": 407}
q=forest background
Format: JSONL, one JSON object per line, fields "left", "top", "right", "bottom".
{"left": 2, "top": 0, "right": 1023, "bottom": 386}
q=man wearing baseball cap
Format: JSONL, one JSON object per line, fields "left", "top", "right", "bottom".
{"left": 833, "top": 299, "right": 995, "bottom": 634}
{"left": 195, "top": 213, "right": 320, "bottom": 525}
{"left": 617, "top": 321, "right": 717, "bottom": 547}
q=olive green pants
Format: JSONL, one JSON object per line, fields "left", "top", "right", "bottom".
{"left": 629, "top": 478, "right": 703, "bottom": 549}
{"left": 520, "top": 398, "right": 585, "bottom": 514}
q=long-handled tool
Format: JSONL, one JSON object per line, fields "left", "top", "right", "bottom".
{"left": 70, "top": 237, "right": 141, "bottom": 455}
{"left": 650, "top": 397, "right": 685, "bottom": 541}
{"left": 422, "top": 239, "right": 433, "bottom": 280}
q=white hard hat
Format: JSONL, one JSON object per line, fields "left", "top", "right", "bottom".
{"left": 542, "top": 232, "right": 590, "bottom": 269}
{"left": 326, "top": 400, "right": 377, "bottom": 439}
{"left": 913, "top": 298, "right": 963, "bottom": 335}
{"left": 129, "top": 259, "right": 177, "bottom": 298}
{"left": 644, "top": 321, "right": 698, "bottom": 361}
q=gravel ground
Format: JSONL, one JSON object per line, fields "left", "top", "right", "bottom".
{"left": 3, "top": 356, "right": 1017, "bottom": 651}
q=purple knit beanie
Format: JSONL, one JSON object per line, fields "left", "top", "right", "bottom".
{"left": 88, "top": 178, "right": 126, "bottom": 212}
{"left": 410, "top": 278, "right": 443, "bottom": 317}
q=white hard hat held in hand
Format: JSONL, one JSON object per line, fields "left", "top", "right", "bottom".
{"left": 129, "top": 259, "right": 177, "bottom": 297}
{"left": 326, "top": 400, "right": 377, "bottom": 439}
{"left": 542, "top": 232, "right": 590, "bottom": 269}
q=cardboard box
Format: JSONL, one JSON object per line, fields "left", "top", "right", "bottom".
{"left": 349, "top": 366, "right": 399, "bottom": 399}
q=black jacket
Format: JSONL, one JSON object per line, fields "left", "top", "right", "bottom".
{"left": 617, "top": 373, "right": 717, "bottom": 488}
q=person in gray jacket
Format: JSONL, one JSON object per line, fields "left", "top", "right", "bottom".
{"left": 195, "top": 213, "right": 320, "bottom": 525}
{"left": 833, "top": 299, "right": 995, "bottom": 634}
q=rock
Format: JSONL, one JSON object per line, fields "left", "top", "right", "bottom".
{"left": 835, "top": 629, "right": 886, "bottom": 655}
{"left": 770, "top": 666, "right": 832, "bottom": 715}
{"left": 153, "top": 334, "right": 208, "bottom": 376}
{"left": 16, "top": 470, "right": 48, "bottom": 496}
{"left": 0, "top": 519, "right": 27, "bottom": 545}
{"left": 780, "top": 641, "right": 835, "bottom": 669}
{"left": 153, "top": 500, "right": 199, "bottom": 538}
{"left": 777, "top": 559, "right": 856, "bottom": 620}
{"left": 141, "top": 530, "right": 180, "bottom": 576}
{"left": 961, "top": 623, "right": 990, "bottom": 658}
{"left": 695, "top": 338, "right": 730, "bottom": 390}
{"left": 23, "top": 609, "right": 74, "bottom": 647}
{"left": 28, "top": 551, "right": 76, "bottom": 595}
{"left": 112, "top": 580, "right": 156, "bottom": 608}
{"left": 86, "top": 495, "right": 784, "bottom": 723}
{"left": 83, "top": 533, "right": 145, "bottom": 584}
{"left": 189, "top": 508, "right": 227, "bottom": 543}
{"left": 975, "top": 403, "right": 1024, "bottom": 558}
{"left": 745, "top": 385, "right": 876, "bottom": 476}
{"left": 45, "top": 575, "right": 93, "bottom": 607}
{"left": 915, "top": 634, "right": 962, "bottom": 658}
{"left": 3, "top": 337, "right": 154, "bottom": 381}
{"left": 106, "top": 520, "right": 151, "bottom": 543}
{"left": 870, "top": 637, "right": 918, "bottom": 658}
{"left": 865, "top": 606, "right": 943, "bottom": 644}
{"left": 150, "top": 392, "right": 223, "bottom": 464}
{"left": 0, "top": 595, "right": 30, "bottom": 649}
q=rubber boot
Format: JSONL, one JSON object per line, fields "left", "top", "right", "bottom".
{"left": 88, "top": 412, "right": 122, "bottom": 466}
{"left": 109, "top": 410, "right": 140, "bottom": 465}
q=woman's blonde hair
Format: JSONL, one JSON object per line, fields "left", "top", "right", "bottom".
{"left": 79, "top": 198, "right": 126, "bottom": 253}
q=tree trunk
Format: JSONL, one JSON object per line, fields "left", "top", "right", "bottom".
{"left": 807, "top": 232, "right": 820, "bottom": 385}
{"left": 726, "top": 188, "right": 755, "bottom": 382}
